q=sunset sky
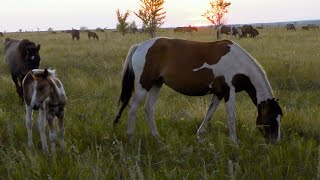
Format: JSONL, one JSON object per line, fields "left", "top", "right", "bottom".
{"left": 1, "top": 0, "right": 319, "bottom": 32}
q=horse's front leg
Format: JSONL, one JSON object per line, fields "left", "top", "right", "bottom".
{"left": 225, "top": 87, "right": 238, "bottom": 144}
{"left": 38, "top": 108, "right": 48, "bottom": 152}
{"left": 47, "top": 113, "right": 57, "bottom": 152}
{"left": 197, "top": 95, "right": 221, "bottom": 140}
{"left": 25, "top": 105, "right": 33, "bottom": 147}
{"left": 11, "top": 74, "right": 23, "bottom": 99}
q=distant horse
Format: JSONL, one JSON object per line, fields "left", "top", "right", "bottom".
{"left": 183, "top": 26, "right": 198, "bottom": 34}
{"left": 302, "top": 26, "right": 309, "bottom": 31}
{"left": 217, "top": 26, "right": 242, "bottom": 39}
{"left": 174, "top": 27, "right": 184, "bottom": 33}
{"left": 174, "top": 26, "right": 198, "bottom": 34}
{"left": 286, "top": 24, "right": 296, "bottom": 31}
{"left": 250, "top": 28, "right": 259, "bottom": 38}
{"left": 87, "top": 31, "right": 99, "bottom": 40}
{"left": 22, "top": 69, "right": 67, "bottom": 152}
{"left": 4, "top": 38, "right": 41, "bottom": 100}
{"left": 70, "top": 29, "right": 80, "bottom": 40}
{"left": 307, "top": 24, "right": 319, "bottom": 30}
{"left": 114, "top": 37, "right": 283, "bottom": 143}
{"left": 0, "top": 32, "right": 3, "bottom": 37}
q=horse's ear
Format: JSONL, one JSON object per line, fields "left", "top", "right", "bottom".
{"left": 43, "top": 69, "right": 49, "bottom": 78}
{"left": 36, "top": 44, "right": 41, "bottom": 52}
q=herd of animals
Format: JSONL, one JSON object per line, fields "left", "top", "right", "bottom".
{"left": 0, "top": 22, "right": 317, "bottom": 152}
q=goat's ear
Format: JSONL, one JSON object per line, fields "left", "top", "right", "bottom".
{"left": 43, "top": 69, "right": 49, "bottom": 78}
{"left": 36, "top": 44, "right": 41, "bottom": 52}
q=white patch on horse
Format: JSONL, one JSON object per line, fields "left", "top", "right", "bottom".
{"left": 31, "top": 56, "right": 35, "bottom": 60}
{"left": 208, "top": 82, "right": 213, "bottom": 88}
{"left": 276, "top": 115, "right": 281, "bottom": 141}
{"left": 31, "top": 81, "right": 38, "bottom": 107}
{"left": 132, "top": 37, "right": 165, "bottom": 91}
{"left": 192, "top": 42, "right": 274, "bottom": 103}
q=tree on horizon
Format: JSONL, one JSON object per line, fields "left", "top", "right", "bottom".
{"left": 202, "top": 0, "right": 231, "bottom": 29}
{"left": 116, "top": 9, "right": 130, "bottom": 36}
{"left": 135, "top": 0, "right": 166, "bottom": 38}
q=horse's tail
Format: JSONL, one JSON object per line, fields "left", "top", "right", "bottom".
{"left": 114, "top": 44, "right": 139, "bottom": 125}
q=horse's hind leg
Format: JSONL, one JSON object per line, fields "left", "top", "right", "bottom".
{"left": 144, "top": 85, "right": 162, "bottom": 137}
{"left": 127, "top": 86, "right": 147, "bottom": 143}
{"left": 197, "top": 95, "right": 221, "bottom": 140}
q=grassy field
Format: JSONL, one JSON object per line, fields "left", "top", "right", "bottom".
{"left": 0, "top": 28, "right": 319, "bottom": 179}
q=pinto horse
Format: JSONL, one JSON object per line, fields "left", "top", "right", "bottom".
{"left": 4, "top": 38, "right": 41, "bottom": 100}
{"left": 22, "top": 69, "right": 67, "bottom": 152}
{"left": 217, "top": 26, "right": 242, "bottom": 39}
{"left": 115, "top": 37, "right": 283, "bottom": 143}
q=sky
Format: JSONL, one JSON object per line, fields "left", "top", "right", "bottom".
{"left": 1, "top": 0, "right": 320, "bottom": 32}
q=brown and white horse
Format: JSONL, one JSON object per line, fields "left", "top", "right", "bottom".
{"left": 115, "top": 37, "right": 283, "bottom": 144}
{"left": 217, "top": 25, "right": 242, "bottom": 39}
{"left": 22, "top": 69, "right": 67, "bottom": 152}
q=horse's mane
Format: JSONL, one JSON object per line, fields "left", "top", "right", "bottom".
{"left": 232, "top": 42, "right": 274, "bottom": 97}
{"left": 32, "top": 69, "right": 56, "bottom": 77}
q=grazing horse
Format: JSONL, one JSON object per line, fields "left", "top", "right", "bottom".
{"left": 250, "top": 28, "right": 259, "bottom": 38}
{"left": 70, "top": 29, "right": 80, "bottom": 40}
{"left": 22, "top": 69, "right": 67, "bottom": 152}
{"left": 87, "top": 30, "right": 99, "bottom": 40}
{"left": 183, "top": 26, "right": 198, "bottom": 34}
{"left": 302, "top": 26, "right": 309, "bottom": 31}
{"left": 114, "top": 37, "right": 283, "bottom": 144}
{"left": 286, "top": 24, "right": 296, "bottom": 31}
{"left": 4, "top": 38, "right": 41, "bottom": 100}
{"left": 217, "top": 26, "right": 242, "bottom": 39}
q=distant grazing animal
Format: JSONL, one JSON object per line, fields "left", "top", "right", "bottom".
{"left": 23, "top": 69, "right": 67, "bottom": 152}
{"left": 241, "top": 25, "right": 253, "bottom": 37}
{"left": 4, "top": 38, "right": 41, "bottom": 100}
{"left": 0, "top": 32, "right": 3, "bottom": 37}
{"left": 256, "top": 26, "right": 264, "bottom": 29}
{"left": 174, "top": 26, "right": 198, "bottom": 34}
{"left": 286, "top": 24, "right": 296, "bottom": 31}
{"left": 87, "top": 31, "right": 99, "bottom": 40}
{"left": 70, "top": 29, "right": 80, "bottom": 40}
{"left": 250, "top": 28, "right": 259, "bottom": 38}
{"left": 51, "top": 31, "right": 57, "bottom": 34}
{"left": 174, "top": 27, "right": 184, "bottom": 33}
{"left": 183, "top": 26, "right": 198, "bottom": 34}
{"left": 217, "top": 25, "right": 242, "bottom": 39}
{"left": 307, "top": 24, "right": 319, "bottom": 29}
{"left": 302, "top": 26, "right": 309, "bottom": 31}
{"left": 114, "top": 37, "right": 283, "bottom": 144}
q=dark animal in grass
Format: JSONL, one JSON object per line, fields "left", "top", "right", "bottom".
{"left": 302, "top": 26, "right": 309, "bottom": 31}
{"left": 0, "top": 32, "right": 3, "bottom": 37}
{"left": 4, "top": 38, "right": 41, "bottom": 100}
{"left": 87, "top": 31, "right": 99, "bottom": 40}
{"left": 217, "top": 25, "right": 242, "bottom": 39}
{"left": 70, "top": 29, "right": 80, "bottom": 40}
{"left": 286, "top": 24, "right": 296, "bottom": 31}
{"left": 250, "top": 28, "right": 259, "bottom": 38}
{"left": 241, "top": 25, "right": 259, "bottom": 38}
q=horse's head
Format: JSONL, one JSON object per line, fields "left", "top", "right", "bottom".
{"left": 256, "top": 98, "right": 283, "bottom": 142}
{"left": 30, "top": 69, "right": 55, "bottom": 110}
{"left": 24, "top": 43, "right": 41, "bottom": 69}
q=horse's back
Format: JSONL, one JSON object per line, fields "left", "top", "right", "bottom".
{"left": 135, "top": 38, "right": 234, "bottom": 95}
{"left": 4, "top": 38, "right": 20, "bottom": 65}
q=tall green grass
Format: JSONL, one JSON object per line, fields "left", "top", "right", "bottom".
{"left": 0, "top": 28, "right": 319, "bottom": 179}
